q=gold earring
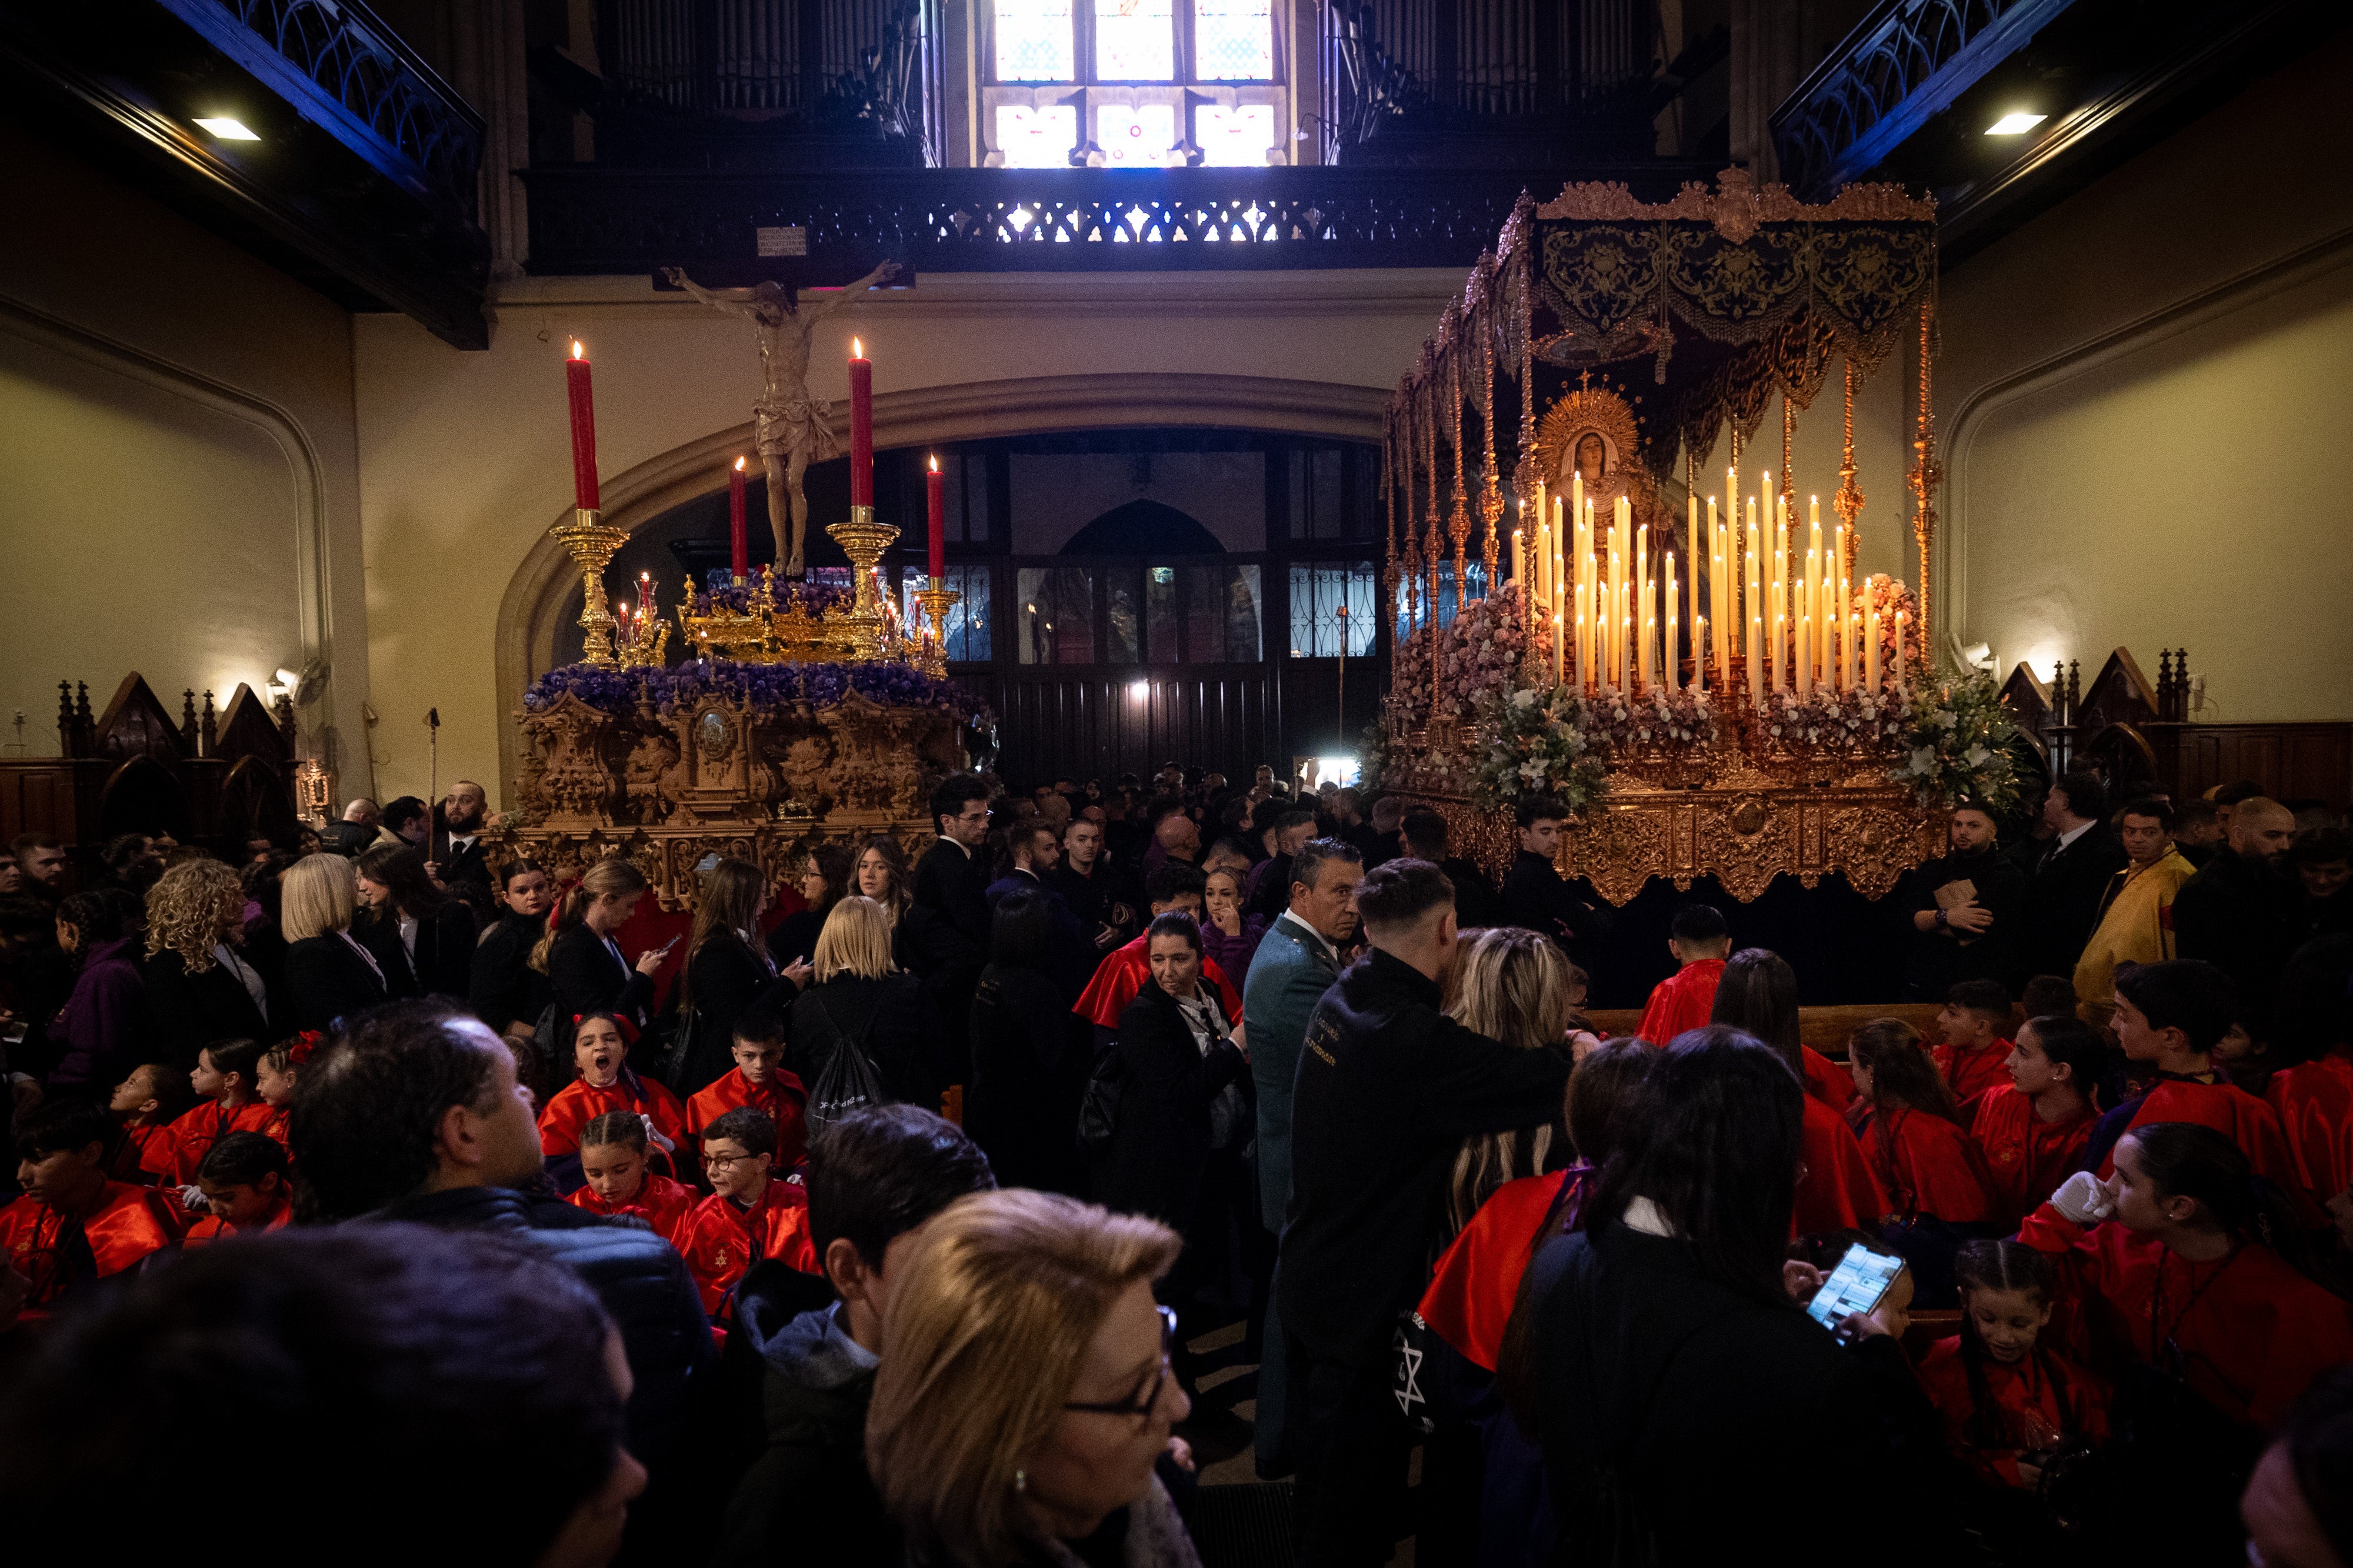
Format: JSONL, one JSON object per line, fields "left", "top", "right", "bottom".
{"left": 1014, "top": 1470, "right": 1028, "bottom": 1493}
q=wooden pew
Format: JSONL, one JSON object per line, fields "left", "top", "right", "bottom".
{"left": 1584, "top": 1002, "right": 1946, "bottom": 1059}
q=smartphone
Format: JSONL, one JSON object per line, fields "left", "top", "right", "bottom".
{"left": 1804, "top": 1245, "right": 1905, "bottom": 1332}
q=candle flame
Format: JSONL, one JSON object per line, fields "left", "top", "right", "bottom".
{"left": 852, "top": 336, "right": 863, "bottom": 358}
{"left": 571, "top": 341, "right": 584, "bottom": 359}
{"left": 734, "top": 456, "right": 746, "bottom": 472}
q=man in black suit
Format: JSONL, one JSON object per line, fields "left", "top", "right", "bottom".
{"left": 915, "top": 772, "right": 992, "bottom": 955}
{"left": 1398, "top": 808, "right": 1499, "bottom": 929}
{"left": 1050, "top": 813, "right": 1136, "bottom": 963}
{"left": 431, "top": 780, "right": 495, "bottom": 908}
{"left": 1903, "top": 801, "right": 2031, "bottom": 999}
{"left": 1499, "top": 795, "right": 1613, "bottom": 968}
{"left": 2174, "top": 795, "right": 2301, "bottom": 1008}
{"left": 2021, "top": 770, "right": 2128, "bottom": 982}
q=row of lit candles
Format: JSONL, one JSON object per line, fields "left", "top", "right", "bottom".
{"left": 1508, "top": 469, "right": 1909, "bottom": 702}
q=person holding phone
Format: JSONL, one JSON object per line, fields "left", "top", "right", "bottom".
{"left": 1504, "top": 1026, "right": 1962, "bottom": 1564}
{"left": 533, "top": 856, "right": 666, "bottom": 1033}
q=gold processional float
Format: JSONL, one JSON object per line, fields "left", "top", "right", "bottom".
{"left": 491, "top": 341, "right": 984, "bottom": 908}
{"left": 1374, "top": 169, "right": 2024, "bottom": 906}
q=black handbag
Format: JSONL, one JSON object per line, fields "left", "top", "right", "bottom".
{"left": 1075, "top": 1040, "right": 1125, "bottom": 1157}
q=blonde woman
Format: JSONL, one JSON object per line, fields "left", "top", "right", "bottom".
{"left": 1439, "top": 926, "right": 1585, "bottom": 1242}
{"left": 143, "top": 858, "right": 273, "bottom": 1060}
{"left": 531, "top": 855, "right": 665, "bottom": 1032}
{"left": 279, "top": 853, "right": 391, "bottom": 1032}
{"left": 787, "top": 896, "right": 945, "bottom": 1118}
{"left": 867, "top": 1189, "right": 1200, "bottom": 1568}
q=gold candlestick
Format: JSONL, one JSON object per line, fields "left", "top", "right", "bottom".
{"left": 550, "top": 506, "right": 630, "bottom": 668}
{"left": 915, "top": 585, "right": 962, "bottom": 677}
{"left": 826, "top": 506, "right": 899, "bottom": 662}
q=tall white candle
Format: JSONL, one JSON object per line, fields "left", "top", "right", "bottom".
{"left": 1865, "top": 583, "right": 1882, "bottom": 691}
{"left": 1666, "top": 553, "right": 1679, "bottom": 694}
{"left": 1694, "top": 614, "right": 1707, "bottom": 695}
{"left": 1894, "top": 609, "right": 1909, "bottom": 692}
{"left": 1748, "top": 613, "right": 1762, "bottom": 705}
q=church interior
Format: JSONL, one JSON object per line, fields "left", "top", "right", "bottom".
{"left": 4, "top": 2, "right": 2353, "bottom": 1564}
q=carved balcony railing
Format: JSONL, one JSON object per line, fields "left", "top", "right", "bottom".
{"left": 161, "top": 0, "right": 485, "bottom": 228}
{"left": 1768, "top": 0, "right": 2071, "bottom": 200}
{"left": 521, "top": 161, "right": 1716, "bottom": 275}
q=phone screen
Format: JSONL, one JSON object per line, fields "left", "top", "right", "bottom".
{"left": 1804, "top": 1245, "right": 1904, "bottom": 1330}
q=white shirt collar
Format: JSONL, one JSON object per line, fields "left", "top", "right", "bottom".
{"left": 2054, "top": 820, "right": 2094, "bottom": 853}
{"left": 1277, "top": 909, "right": 1337, "bottom": 963}
{"left": 1624, "top": 1196, "right": 1678, "bottom": 1237}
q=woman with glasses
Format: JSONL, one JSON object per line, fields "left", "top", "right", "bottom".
{"left": 866, "top": 1189, "right": 1201, "bottom": 1568}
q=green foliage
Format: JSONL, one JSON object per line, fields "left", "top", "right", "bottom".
{"left": 1891, "top": 672, "right": 2024, "bottom": 812}
{"left": 1471, "top": 684, "right": 1609, "bottom": 816}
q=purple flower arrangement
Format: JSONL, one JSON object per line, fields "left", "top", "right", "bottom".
{"left": 525, "top": 658, "right": 988, "bottom": 724}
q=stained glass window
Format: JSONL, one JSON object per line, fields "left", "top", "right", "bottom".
{"left": 1194, "top": 0, "right": 1274, "bottom": 79}
{"left": 994, "top": 0, "right": 1075, "bottom": 80}
{"left": 1097, "top": 103, "right": 1181, "bottom": 166}
{"left": 1196, "top": 103, "right": 1275, "bottom": 165}
{"left": 901, "top": 566, "right": 991, "bottom": 663}
{"left": 995, "top": 104, "right": 1079, "bottom": 166}
{"left": 1095, "top": 0, "right": 1174, "bottom": 81}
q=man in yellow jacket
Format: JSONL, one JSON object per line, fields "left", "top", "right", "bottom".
{"left": 2073, "top": 796, "right": 2197, "bottom": 1027}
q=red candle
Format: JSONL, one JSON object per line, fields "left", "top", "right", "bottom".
{"left": 926, "top": 455, "right": 945, "bottom": 582}
{"left": 728, "top": 456, "right": 748, "bottom": 582}
{"left": 565, "top": 341, "right": 601, "bottom": 511}
{"left": 849, "top": 336, "right": 873, "bottom": 508}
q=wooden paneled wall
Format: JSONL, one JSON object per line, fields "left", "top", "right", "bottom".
{"left": 971, "top": 669, "right": 1276, "bottom": 788}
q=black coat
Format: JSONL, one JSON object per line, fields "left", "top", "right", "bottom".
{"left": 967, "top": 963, "right": 1094, "bottom": 1196}
{"left": 1049, "top": 858, "right": 1137, "bottom": 946}
{"left": 913, "top": 839, "right": 991, "bottom": 950}
{"left": 679, "top": 931, "right": 778, "bottom": 1096}
{"left": 1434, "top": 855, "right": 1501, "bottom": 929}
{"left": 1091, "top": 978, "right": 1246, "bottom": 1242}
{"left": 2021, "top": 823, "right": 2129, "bottom": 981}
{"left": 1531, "top": 1217, "right": 1962, "bottom": 1564}
{"left": 281, "top": 932, "right": 393, "bottom": 1034}
{"left": 890, "top": 903, "right": 984, "bottom": 1075}
{"left": 469, "top": 912, "right": 551, "bottom": 1033}
{"left": 787, "top": 973, "right": 945, "bottom": 1114}
{"left": 1279, "top": 946, "right": 1572, "bottom": 1367}
{"left": 368, "top": 1186, "right": 711, "bottom": 1509}
{"left": 2175, "top": 848, "right": 2304, "bottom": 1010}
{"left": 1902, "top": 844, "right": 2032, "bottom": 999}
{"left": 1499, "top": 849, "right": 1615, "bottom": 965}
{"left": 141, "top": 945, "right": 271, "bottom": 1066}
{"left": 766, "top": 906, "right": 828, "bottom": 971}
{"left": 547, "top": 922, "right": 655, "bottom": 1030}
{"left": 357, "top": 902, "right": 480, "bottom": 1001}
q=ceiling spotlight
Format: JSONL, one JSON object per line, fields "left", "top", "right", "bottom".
{"left": 194, "top": 116, "right": 260, "bottom": 141}
{"left": 1985, "top": 112, "right": 2045, "bottom": 136}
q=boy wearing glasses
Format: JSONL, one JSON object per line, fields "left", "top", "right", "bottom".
{"left": 675, "top": 1107, "right": 816, "bottom": 1322}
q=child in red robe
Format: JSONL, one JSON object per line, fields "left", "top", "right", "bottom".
{"left": 685, "top": 1000, "right": 809, "bottom": 1175}
{"left": 537, "top": 1011, "right": 691, "bottom": 1190}
{"left": 105, "top": 1061, "right": 191, "bottom": 1184}
{"left": 568, "top": 1110, "right": 697, "bottom": 1246}
{"left": 1933, "top": 979, "right": 2017, "bottom": 1116}
{"left": 1915, "top": 1240, "right": 2109, "bottom": 1493}
{"left": 184, "top": 1131, "right": 295, "bottom": 1247}
{"left": 164, "top": 1038, "right": 277, "bottom": 1190}
{"left": 2087, "top": 962, "right": 2312, "bottom": 1221}
{"left": 251, "top": 1031, "right": 322, "bottom": 1152}
{"left": 1634, "top": 905, "right": 1728, "bottom": 1046}
{"left": 675, "top": 1107, "right": 818, "bottom": 1323}
{"left": 2020, "top": 1122, "right": 2353, "bottom": 1430}
{"left": 1847, "top": 1019, "right": 1998, "bottom": 1225}
{"left": 2259, "top": 938, "right": 2353, "bottom": 1214}
{"left": 2, "top": 1101, "right": 179, "bottom": 1321}
{"left": 1970, "top": 1014, "right": 2099, "bottom": 1225}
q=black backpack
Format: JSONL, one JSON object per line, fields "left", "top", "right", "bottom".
{"left": 804, "top": 988, "right": 890, "bottom": 1133}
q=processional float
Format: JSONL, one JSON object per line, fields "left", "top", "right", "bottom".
{"left": 1375, "top": 168, "right": 2020, "bottom": 905}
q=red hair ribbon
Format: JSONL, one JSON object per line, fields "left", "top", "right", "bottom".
{"left": 572, "top": 1011, "right": 640, "bottom": 1046}
{"left": 286, "top": 1029, "right": 326, "bottom": 1067}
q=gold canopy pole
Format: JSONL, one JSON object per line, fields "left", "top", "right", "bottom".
{"left": 1834, "top": 361, "right": 1864, "bottom": 578}
{"left": 1908, "top": 299, "right": 1941, "bottom": 654}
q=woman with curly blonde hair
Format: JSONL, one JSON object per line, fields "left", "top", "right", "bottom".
{"left": 142, "top": 857, "right": 272, "bottom": 1064}
{"left": 867, "top": 1189, "right": 1199, "bottom": 1568}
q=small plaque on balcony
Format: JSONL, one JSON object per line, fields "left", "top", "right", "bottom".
{"left": 755, "top": 226, "right": 808, "bottom": 258}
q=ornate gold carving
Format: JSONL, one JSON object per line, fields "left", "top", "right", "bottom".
{"left": 1908, "top": 299, "right": 1941, "bottom": 653}
{"left": 1534, "top": 167, "right": 1938, "bottom": 228}
{"left": 1531, "top": 381, "right": 1668, "bottom": 552}
{"left": 549, "top": 508, "right": 629, "bottom": 669}
{"left": 1834, "top": 359, "right": 1864, "bottom": 575}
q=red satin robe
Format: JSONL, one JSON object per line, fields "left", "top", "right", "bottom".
{"left": 256, "top": 1102, "right": 294, "bottom": 1153}
{"left": 1801, "top": 1046, "right": 1857, "bottom": 1117}
{"left": 538, "top": 1074, "right": 692, "bottom": 1160}
{"left": 686, "top": 1067, "right": 811, "bottom": 1173}
{"left": 1915, "top": 1336, "right": 2111, "bottom": 1489}
{"left": 106, "top": 1122, "right": 175, "bottom": 1185}
{"left": 1969, "top": 1085, "right": 2095, "bottom": 1225}
{"left": 1933, "top": 1039, "right": 2015, "bottom": 1114}
{"left": 568, "top": 1171, "right": 699, "bottom": 1247}
{"left": 2265, "top": 1049, "right": 2353, "bottom": 1214}
{"left": 1855, "top": 1106, "right": 1998, "bottom": 1225}
{"left": 1417, "top": 1168, "right": 1582, "bottom": 1373}
{"left": 675, "top": 1178, "right": 818, "bottom": 1319}
{"left": 2017, "top": 1203, "right": 2353, "bottom": 1428}
{"left": 2095, "top": 1079, "right": 2315, "bottom": 1222}
{"left": 1075, "top": 933, "right": 1241, "bottom": 1030}
{"left": 164, "top": 1098, "right": 279, "bottom": 1185}
{"left": 182, "top": 1199, "right": 293, "bottom": 1249}
{"left": 0, "top": 1182, "right": 179, "bottom": 1313}
{"left": 1795, "top": 1095, "right": 1890, "bottom": 1235}
{"left": 1635, "top": 959, "right": 1724, "bottom": 1047}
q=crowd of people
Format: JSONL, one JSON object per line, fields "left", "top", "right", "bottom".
{"left": 2, "top": 760, "right": 2351, "bottom": 1567}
